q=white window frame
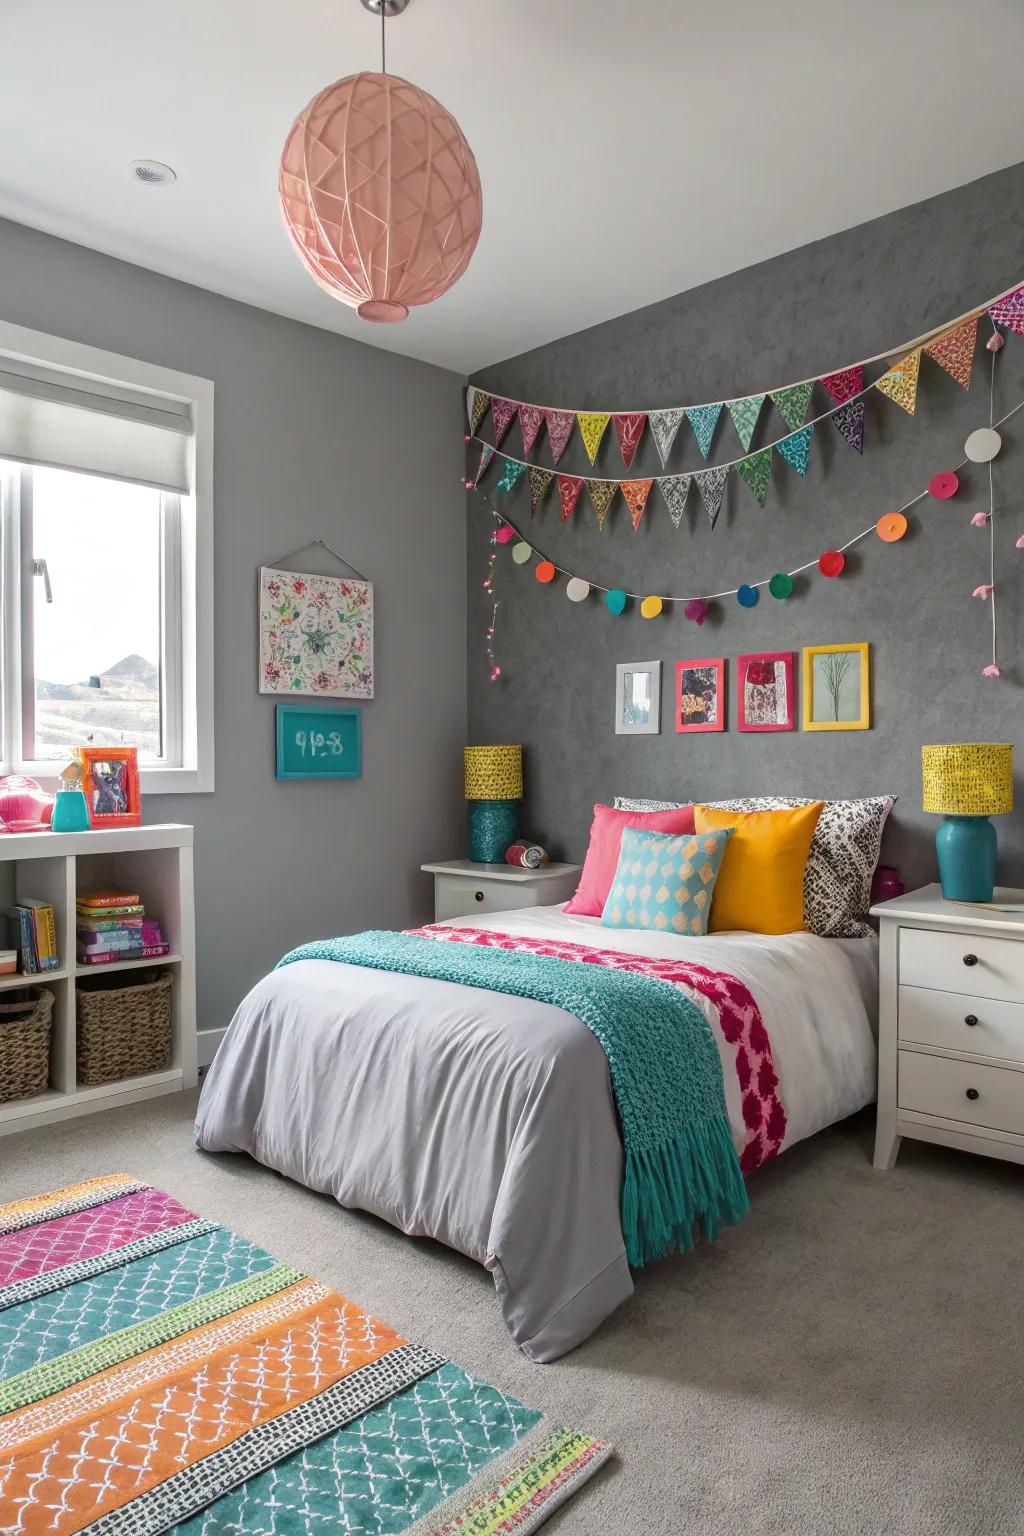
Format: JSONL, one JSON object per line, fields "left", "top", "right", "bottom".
{"left": 0, "top": 320, "right": 214, "bottom": 793}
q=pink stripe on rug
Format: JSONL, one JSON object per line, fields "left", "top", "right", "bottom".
{"left": 0, "top": 1188, "right": 197, "bottom": 1286}
{"left": 409, "top": 925, "right": 787, "bottom": 1174}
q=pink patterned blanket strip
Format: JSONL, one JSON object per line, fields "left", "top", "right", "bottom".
{"left": 0, "top": 1188, "right": 197, "bottom": 1286}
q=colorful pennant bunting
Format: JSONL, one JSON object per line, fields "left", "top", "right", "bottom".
{"left": 474, "top": 445, "right": 495, "bottom": 485}
{"left": 686, "top": 404, "right": 723, "bottom": 459}
{"left": 727, "top": 394, "right": 765, "bottom": 452}
{"left": 621, "top": 478, "right": 654, "bottom": 531}
{"left": 528, "top": 465, "right": 554, "bottom": 516}
{"left": 491, "top": 397, "right": 519, "bottom": 446}
{"left": 693, "top": 465, "right": 729, "bottom": 528}
{"left": 923, "top": 318, "right": 978, "bottom": 390}
{"left": 545, "top": 409, "right": 576, "bottom": 463}
{"left": 820, "top": 366, "right": 863, "bottom": 404}
{"left": 989, "top": 285, "right": 1024, "bottom": 335}
{"left": 770, "top": 382, "right": 813, "bottom": 430}
{"left": 495, "top": 456, "right": 527, "bottom": 494}
{"left": 577, "top": 412, "right": 611, "bottom": 465}
{"left": 468, "top": 387, "right": 491, "bottom": 435}
{"left": 648, "top": 407, "right": 685, "bottom": 467}
{"left": 558, "top": 474, "right": 584, "bottom": 522}
{"left": 658, "top": 473, "right": 692, "bottom": 529}
{"left": 775, "top": 425, "right": 814, "bottom": 477}
{"left": 586, "top": 479, "right": 618, "bottom": 531}
{"left": 736, "top": 448, "right": 773, "bottom": 506}
{"left": 874, "top": 349, "right": 921, "bottom": 415}
{"left": 613, "top": 412, "right": 647, "bottom": 470}
{"left": 518, "top": 403, "right": 545, "bottom": 455}
{"left": 831, "top": 399, "right": 865, "bottom": 453}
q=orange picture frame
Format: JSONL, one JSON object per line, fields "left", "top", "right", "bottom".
{"left": 76, "top": 746, "right": 142, "bottom": 828}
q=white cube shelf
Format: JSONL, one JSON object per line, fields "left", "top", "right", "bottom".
{"left": 0, "top": 823, "right": 196, "bottom": 1136}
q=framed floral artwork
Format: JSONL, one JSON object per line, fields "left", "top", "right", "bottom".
{"left": 615, "top": 660, "right": 661, "bottom": 735}
{"left": 75, "top": 746, "right": 142, "bottom": 828}
{"left": 737, "top": 652, "right": 795, "bottom": 732}
{"left": 675, "top": 658, "right": 725, "bottom": 733}
{"left": 259, "top": 567, "right": 374, "bottom": 699}
{"left": 802, "top": 643, "right": 870, "bottom": 731}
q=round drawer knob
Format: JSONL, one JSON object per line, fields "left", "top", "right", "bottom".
{"left": 474, "top": 891, "right": 485, "bottom": 902}
{"left": 964, "top": 1014, "right": 979, "bottom": 1027}
{"left": 963, "top": 953, "right": 979, "bottom": 967}
{"left": 965, "top": 1088, "right": 980, "bottom": 1101}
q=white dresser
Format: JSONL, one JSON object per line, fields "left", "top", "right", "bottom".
{"left": 421, "top": 860, "right": 581, "bottom": 923}
{"left": 872, "top": 884, "right": 1024, "bottom": 1170}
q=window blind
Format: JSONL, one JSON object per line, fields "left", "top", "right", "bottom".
{"left": 0, "top": 357, "right": 193, "bottom": 493}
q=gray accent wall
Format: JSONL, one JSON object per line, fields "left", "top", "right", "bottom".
{"left": 0, "top": 216, "right": 466, "bottom": 1038}
{"left": 468, "top": 164, "right": 1024, "bottom": 893}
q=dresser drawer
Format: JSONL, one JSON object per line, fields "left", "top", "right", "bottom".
{"left": 898, "top": 1049, "right": 1024, "bottom": 1135}
{"left": 899, "top": 985, "right": 1024, "bottom": 1064}
{"left": 434, "top": 875, "right": 546, "bottom": 923}
{"left": 899, "top": 926, "right": 1024, "bottom": 1005}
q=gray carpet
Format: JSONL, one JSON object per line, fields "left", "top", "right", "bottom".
{"left": 3, "top": 1092, "right": 1022, "bottom": 1534}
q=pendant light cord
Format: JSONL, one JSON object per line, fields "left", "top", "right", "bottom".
{"left": 381, "top": 0, "right": 386, "bottom": 71}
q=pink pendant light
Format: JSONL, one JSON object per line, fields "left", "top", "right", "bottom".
{"left": 279, "top": 1, "right": 482, "bottom": 323}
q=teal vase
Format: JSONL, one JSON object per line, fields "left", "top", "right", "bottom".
{"left": 467, "top": 800, "right": 520, "bottom": 863}
{"left": 935, "top": 814, "right": 996, "bottom": 902}
{"left": 50, "top": 789, "right": 91, "bottom": 833}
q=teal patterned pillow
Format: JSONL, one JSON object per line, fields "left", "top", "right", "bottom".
{"left": 601, "top": 825, "right": 734, "bottom": 936}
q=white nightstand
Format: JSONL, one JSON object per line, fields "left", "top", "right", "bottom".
{"left": 872, "top": 883, "right": 1024, "bottom": 1171}
{"left": 421, "top": 860, "right": 581, "bottom": 924}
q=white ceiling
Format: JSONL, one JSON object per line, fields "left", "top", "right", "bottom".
{"left": 2, "top": 0, "right": 1023, "bottom": 375}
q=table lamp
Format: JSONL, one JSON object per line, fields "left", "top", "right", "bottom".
{"left": 464, "top": 745, "right": 523, "bottom": 863}
{"left": 921, "top": 743, "right": 1013, "bottom": 901}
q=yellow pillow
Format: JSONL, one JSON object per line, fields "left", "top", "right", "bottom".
{"left": 693, "top": 802, "right": 825, "bottom": 934}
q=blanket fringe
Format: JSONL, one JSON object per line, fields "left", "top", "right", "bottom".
{"left": 621, "top": 1117, "right": 749, "bottom": 1268}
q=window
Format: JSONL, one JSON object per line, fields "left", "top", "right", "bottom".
{"left": 0, "top": 321, "right": 213, "bottom": 792}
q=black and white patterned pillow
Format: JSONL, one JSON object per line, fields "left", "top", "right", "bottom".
{"left": 613, "top": 794, "right": 894, "bottom": 938}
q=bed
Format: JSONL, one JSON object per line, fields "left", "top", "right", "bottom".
{"left": 196, "top": 903, "right": 877, "bottom": 1362}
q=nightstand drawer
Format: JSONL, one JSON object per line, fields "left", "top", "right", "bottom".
{"left": 899, "top": 985, "right": 1024, "bottom": 1064}
{"left": 434, "top": 875, "right": 546, "bottom": 923}
{"left": 899, "top": 927, "right": 1024, "bottom": 1005}
{"left": 899, "top": 1050, "right": 1024, "bottom": 1135}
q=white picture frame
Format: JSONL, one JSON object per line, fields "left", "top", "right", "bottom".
{"left": 615, "top": 660, "right": 662, "bottom": 735}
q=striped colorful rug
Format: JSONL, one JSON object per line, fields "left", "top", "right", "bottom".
{"left": 0, "top": 1175, "right": 611, "bottom": 1535}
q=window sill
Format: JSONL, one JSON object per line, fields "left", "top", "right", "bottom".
{"left": 8, "top": 764, "right": 214, "bottom": 796}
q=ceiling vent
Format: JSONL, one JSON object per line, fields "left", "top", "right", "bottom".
{"left": 128, "top": 160, "right": 177, "bottom": 187}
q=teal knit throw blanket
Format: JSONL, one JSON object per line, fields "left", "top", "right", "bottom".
{"left": 277, "top": 931, "right": 748, "bottom": 1268}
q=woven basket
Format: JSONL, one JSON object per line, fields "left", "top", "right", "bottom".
{"left": 76, "top": 970, "right": 172, "bottom": 1086}
{"left": 0, "top": 987, "right": 55, "bottom": 1103}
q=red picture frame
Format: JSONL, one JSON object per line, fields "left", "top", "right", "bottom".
{"left": 675, "top": 658, "right": 725, "bottom": 733}
{"left": 76, "top": 746, "right": 142, "bottom": 828}
{"left": 737, "top": 652, "right": 796, "bottom": 732}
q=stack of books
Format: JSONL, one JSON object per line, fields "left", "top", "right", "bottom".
{"left": 76, "top": 891, "right": 171, "bottom": 966}
{"left": 4, "top": 899, "right": 60, "bottom": 974}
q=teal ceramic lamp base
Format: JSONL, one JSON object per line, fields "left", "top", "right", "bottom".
{"left": 935, "top": 814, "right": 997, "bottom": 902}
{"left": 467, "top": 799, "right": 520, "bottom": 863}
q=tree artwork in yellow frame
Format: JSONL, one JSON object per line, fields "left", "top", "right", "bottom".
{"left": 802, "top": 643, "right": 871, "bottom": 731}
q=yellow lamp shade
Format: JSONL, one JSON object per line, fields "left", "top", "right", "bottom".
{"left": 464, "top": 745, "right": 523, "bottom": 801}
{"left": 921, "top": 743, "right": 1013, "bottom": 816}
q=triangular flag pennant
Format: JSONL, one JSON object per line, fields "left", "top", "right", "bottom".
{"left": 527, "top": 465, "right": 554, "bottom": 516}
{"left": 495, "top": 457, "right": 527, "bottom": 495}
{"left": 545, "top": 409, "right": 576, "bottom": 464}
{"left": 577, "top": 412, "right": 611, "bottom": 464}
{"left": 693, "top": 465, "right": 729, "bottom": 528}
{"left": 613, "top": 412, "right": 647, "bottom": 470}
{"left": 490, "top": 397, "right": 519, "bottom": 446}
{"left": 736, "top": 448, "right": 773, "bottom": 506}
{"left": 518, "top": 404, "right": 545, "bottom": 455}
{"left": 727, "top": 394, "right": 765, "bottom": 452}
{"left": 875, "top": 349, "right": 921, "bottom": 415}
{"left": 586, "top": 479, "right": 617, "bottom": 531}
{"left": 474, "top": 445, "right": 495, "bottom": 485}
{"left": 658, "top": 474, "right": 692, "bottom": 529}
{"left": 468, "top": 387, "right": 491, "bottom": 435}
{"left": 831, "top": 399, "right": 865, "bottom": 453}
{"left": 621, "top": 479, "right": 654, "bottom": 531}
{"left": 648, "top": 408, "right": 685, "bottom": 467}
{"left": 770, "top": 382, "right": 813, "bottom": 431}
{"left": 558, "top": 474, "right": 584, "bottom": 522}
{"left": 775, "top": 425, "right": 814, "bottom": 477}
{"left": 924, "top": 317, "right": 978, "bottom": 390}
{"left": 988, "top": 285, "right": 1024, "bottom": 335}
{"left": 685, "top": 403, "right": 723, "bottom": 459}
{"left": 820, "top": 366, "right": 863, "bottom": 404}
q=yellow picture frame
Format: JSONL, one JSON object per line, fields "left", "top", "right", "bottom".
{"left": 802, "top": 643, "right": 870, "bottom": 731}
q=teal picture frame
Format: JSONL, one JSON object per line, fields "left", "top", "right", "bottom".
{"left": 275, "top": 704, "right": 362, "bottom": 780}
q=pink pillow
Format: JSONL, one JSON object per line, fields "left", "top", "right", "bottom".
{"left": 564, "top": 802, "right": 697, "bottom": 917}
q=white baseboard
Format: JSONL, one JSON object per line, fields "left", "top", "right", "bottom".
{"left": 197, "top": 1027, "right": 228, "bottom": 1069}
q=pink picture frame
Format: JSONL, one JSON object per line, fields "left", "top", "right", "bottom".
{"left": 675, "top": 658, "right": 725, "bottom": 734}
{"left": 737, "top": 652, "right": 796, "bottom": 732}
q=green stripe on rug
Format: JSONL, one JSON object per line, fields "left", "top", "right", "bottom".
{"left": 0, "top": 1261, "right": 305, "bottom": 1415}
